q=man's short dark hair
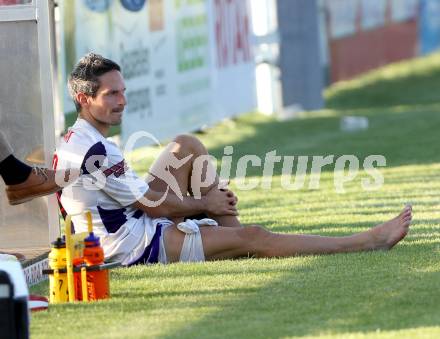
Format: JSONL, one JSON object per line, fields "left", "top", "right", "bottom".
{"left": 68, "top": 53, "right": 121, "bottom": 112}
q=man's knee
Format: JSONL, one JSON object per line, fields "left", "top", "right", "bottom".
{"left": 238, "top": 225, "right": 270, "bottom": 243}
{"left": 173, "top": 134, "right": 204, "bottom": 154}
{"left": 236, "top": 225, "right": 275, "bottom": 257}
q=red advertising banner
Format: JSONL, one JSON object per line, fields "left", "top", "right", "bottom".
{"left": 214, "top": 0, "right": 252, "bottom": 68}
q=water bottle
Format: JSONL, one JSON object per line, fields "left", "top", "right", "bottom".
{"left": 83, "top": 233, "right": 109, "bottom": 300}
{"left": 48, "top": 237, "right": 69, "bottom": 303}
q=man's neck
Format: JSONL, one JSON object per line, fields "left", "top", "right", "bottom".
{"left": 79, "top": 113, "right": 109, "bottom": 137}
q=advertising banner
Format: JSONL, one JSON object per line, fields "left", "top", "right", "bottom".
{"left": 60, "top": 0, "right": 255, "bottom": 147}
{"left": 209, "top": 0, "right": 254, "bottom": 120}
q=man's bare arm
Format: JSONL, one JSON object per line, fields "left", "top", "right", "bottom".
{"left": 132, "top": 187, "right": 238, "bottom": 218}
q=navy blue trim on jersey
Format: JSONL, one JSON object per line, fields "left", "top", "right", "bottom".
{"left": 128, "top": 223, "right": 163, "bottom": 265}
{"left": 97, "top": 206, "right": 127, "bottom": 234}
{"left": 133, "top": 210, "right": 144, "bottom": 219}
{"left": 81, "top": 142, "right": 107, "bottom": 175}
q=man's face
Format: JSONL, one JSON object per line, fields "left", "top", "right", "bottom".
{"left": 86, "top": 70, "right": 127, "bottom": 126}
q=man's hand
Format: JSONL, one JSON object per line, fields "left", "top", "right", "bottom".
{"left": 204, "top": 187, "right": 238, "bottom": 216}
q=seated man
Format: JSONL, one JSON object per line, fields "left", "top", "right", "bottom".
{"left": 55, "top": 53, "right": 412, "bottom": 266}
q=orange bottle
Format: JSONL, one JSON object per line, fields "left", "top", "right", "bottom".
{"left": 72, "top": 257, "right": 85, "bottom": 301}
{"left": 83, "top": 233, "right": 109, "bottom": 300}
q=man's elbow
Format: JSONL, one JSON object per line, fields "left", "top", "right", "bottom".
{"left": 145, "top": 205, "right": 169, "bottom": 218}
{"left": 134, "top": 190, "right": 173, "bottom": 218}
{"left": 132, "top": 200, "right": 169, "bottom": 218}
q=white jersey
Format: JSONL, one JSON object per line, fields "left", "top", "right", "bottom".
{"left": 55, "top": 119, "right": 170, "bottom": 265}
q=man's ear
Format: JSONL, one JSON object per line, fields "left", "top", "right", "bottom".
{"left": 76, "top": 92, "right": 89, "bottom": 109}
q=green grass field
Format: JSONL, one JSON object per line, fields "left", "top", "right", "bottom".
{"left": 31, "top": 53, "right": 440, "bottom": 338}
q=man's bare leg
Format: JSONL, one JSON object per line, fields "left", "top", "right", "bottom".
{"left": 146, "top": 134, "right": 241, "bottom": 227}
{"left": 164, "top": 206, "right": 412, "bottom": 262}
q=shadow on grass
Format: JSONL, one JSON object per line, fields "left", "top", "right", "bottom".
{"left": 157, "top": 250, "right": 440, "bottom": 338}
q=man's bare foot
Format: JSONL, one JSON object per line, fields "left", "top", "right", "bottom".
{"left": 369, "top": 205, "right": 412, "bottom": 250}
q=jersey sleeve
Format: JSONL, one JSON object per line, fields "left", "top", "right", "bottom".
{"left": 99, "top": 149, "right": 148, "bottom": 207}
